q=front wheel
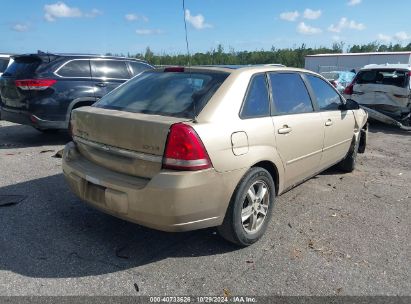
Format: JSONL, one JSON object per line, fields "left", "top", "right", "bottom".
{"left": 338, "top": 137, "right": 359, "bottom": 172}
{"left": 218, "top": 167, "right": 275, "bottom": 246}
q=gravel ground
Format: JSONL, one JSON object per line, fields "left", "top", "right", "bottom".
{"left": 0, "top": 120, "right": 410, "bottom": 296}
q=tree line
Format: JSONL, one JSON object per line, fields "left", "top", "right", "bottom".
{"left": 106, "top": 42, "right": 411, "bottom": 68}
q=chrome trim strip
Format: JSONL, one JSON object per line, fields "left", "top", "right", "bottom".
{"left": 286, "top": 138, "right": 352, "bottom": 165}
{"left": 74, "top": 136, "right": 162, "bottom": 163}
{"left": 54, "top": 58, "right": 141, "bottom": 80}
{"left": 322, "top": 138, "right": 352, "bottom": 152}
{"left": 172, "top": 216, "right": 220, "bottom": 227}
{"left": 286, "top": 149, "right": 322, "bottom": 165}
{"left": 163, "top": 158, "right": 209, "bottom": 167}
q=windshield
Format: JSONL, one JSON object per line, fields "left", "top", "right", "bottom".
{"left": 94, "top": 70, "right": 229, "bottom": 118}
{"left": 356, "top": 69, "right": 409, "bottom": 88}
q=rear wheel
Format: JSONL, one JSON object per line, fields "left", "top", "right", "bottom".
{"left": 218, "top": 167, "right": 275, "bottom": 246}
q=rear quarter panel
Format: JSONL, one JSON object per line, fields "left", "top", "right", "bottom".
{"left": 193, "top": 71, "right": 286, "bottom": 194}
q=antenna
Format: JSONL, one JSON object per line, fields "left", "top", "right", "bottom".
{"left": 182, "top": 0, "right": 191, "bottom": 66}
{"left": 182, "top": 0, "right": 196, "bottom": 121}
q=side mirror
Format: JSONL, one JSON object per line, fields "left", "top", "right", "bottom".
{"left": 341, "top": 99, "right": 359, "bottom": 110}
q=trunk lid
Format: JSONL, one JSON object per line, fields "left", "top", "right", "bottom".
{"left": 72, "top": 106, "right": 188, "bottom": 178}
{"left": 352, "top": 83, "right": 410, "bottom": 109}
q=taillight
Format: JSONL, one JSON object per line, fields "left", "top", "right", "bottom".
{"left": 162, "top": 123, "right": 212, "bottom": 171}
{"left": 164, "top": 67, "right": 185, "bottom": 72}
{"left": 15, "top": 79, "right": 57, "bottom": 90}
{"left": 343, "top": 83, "right": 354, "bottom": 95}
{"left": 29, "top": 115, "right": 38, "bottom": 123}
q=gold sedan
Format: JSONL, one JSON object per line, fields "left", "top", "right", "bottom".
{"left": 62, "top": 66, "right": 368, "bottom": 246}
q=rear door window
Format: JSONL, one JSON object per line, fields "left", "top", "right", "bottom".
{"left": 240, "top": 74, "right": 270, "bottom": 118}
{"left": 356, "top": 69, "right": 409, "bottom": 88}
{"left": 57, "top": 60, "right": 91, "bottom": 77}
{"left": 306, "top": 74, "right": 342, "bottom": 111}
{"left": 94, "top": 71, "right": 229, "bottom": 118}
{"left": 269, "top": 73, "right": 313, "bottom": 115}
{"left": 91, "top": 60, "right": 130, "bottom": 79}
{"left": 128, "top": 61, "right": 152, "bottom": 76}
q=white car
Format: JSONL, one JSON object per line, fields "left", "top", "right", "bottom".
{"left": 0, "top": 54, "right": 13, "bottom": 77}
{"left": 343, "top": 64, "right": 411, "bottom": 130}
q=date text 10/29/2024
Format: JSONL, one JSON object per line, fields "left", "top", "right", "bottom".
{"left": 149, "top": 296, "right": 257, "bottom": 303}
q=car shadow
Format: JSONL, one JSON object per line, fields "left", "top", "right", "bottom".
{"left": 0, "top": 124, "right": 71, "bottom": 149}
{"left": 0, "top": 174, "right": 237, "bottom": 279}
{"left": 368, "top": 121, "right": 411, "bottom": 135}
{"left": 317, "top": 167, "right": 343, "bottom": 176}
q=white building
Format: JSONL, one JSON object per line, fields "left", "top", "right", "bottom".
{"left": 305, "top": 52, "right": 411, "bottom": 73}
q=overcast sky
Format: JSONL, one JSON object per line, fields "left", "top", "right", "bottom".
{"left": 1, "top": 0, "right": 410, "bottom": 55}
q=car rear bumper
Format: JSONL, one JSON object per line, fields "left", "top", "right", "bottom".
{"left": 0, "top": 107, "right": 66, "bottom": 130}
{"left": 62, "top": 142, "right": 246, "bottom": 232}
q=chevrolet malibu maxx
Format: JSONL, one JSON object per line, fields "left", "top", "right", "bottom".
{"left": 62, "top": 66, "right": 368, "bottom": 246}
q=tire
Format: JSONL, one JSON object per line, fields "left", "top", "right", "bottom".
{"left": 358, "top": 125, "right": 368, "bottom": 154}
{"left": 338, "top": 137, "right": 359, "bottom": 172}
{"left": 218, "top": 167, "right": 275, "bottom": 246}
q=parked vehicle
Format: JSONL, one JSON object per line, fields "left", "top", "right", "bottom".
{"left": 62, "top": 66, "right": 368, "bottom": 246}
{"left": 0, "top": 54, "right": 14, "bottom": 77}
{"left": 320, "top": 71, "right": 355, "bottom": 93}
{"left": 0, "top": 52, "right": 153, "bottom": 132}
{"left": 0, "top": 54, "right": 14, "bottom": 119}
{"left": 343, "top": 64, "right": 411, "bottom": 130}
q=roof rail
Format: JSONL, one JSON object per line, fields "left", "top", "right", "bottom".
{"left": 264, "top": 63, "right": 286, "bottom": 67}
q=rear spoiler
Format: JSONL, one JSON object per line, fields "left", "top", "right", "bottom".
{"left": 11, "top": 53, "right": 58, "bottom": 63}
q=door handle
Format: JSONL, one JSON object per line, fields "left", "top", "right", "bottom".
{"left": 325, "top": 119, "right": 333, "bottom": 126}
{"left": 95, "top": 82, "right": 107, "bottom": 87}
{"left": 278, "top": 125, "right": 292, "bottom": 134}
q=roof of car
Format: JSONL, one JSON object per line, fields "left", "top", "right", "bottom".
{"left": 156, "top": 65, "right": 313, "bottom": 75}
{"left": 361, "top": 63, "right": 411, "bottom": 71}
{"left": 196, "top": 64, "right": 285, "bottom": 69}
{"left": 306, "top": 51, "right": 411, "bottom": 57}
{"left": 13, "top": 52, "right": 148, "bottom": 62}
{"left": 321, "top": 71, "right": 355, "bottom": 74}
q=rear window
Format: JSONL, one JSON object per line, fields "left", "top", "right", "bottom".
{"left": 0, "top": 58, "right": 10, "bottom": 73}
{"left": 128, "top": 61, "right": 152, "bottom": 76}
{"left": 94, "top": 71, "right": 229, "bottom": 118}
{"left": 356, "top": 69, "right": 409, "bottom": 88}
{"left": 3, "top": 57, "right": 41, "bottom": 78}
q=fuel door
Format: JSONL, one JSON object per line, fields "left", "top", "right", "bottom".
{"left": 231, "top": 131, "right": 249, "bottom": 156}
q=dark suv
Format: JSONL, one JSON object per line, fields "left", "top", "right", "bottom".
{"left": 0, "top": 52, "right": 153, "bottom": 131}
